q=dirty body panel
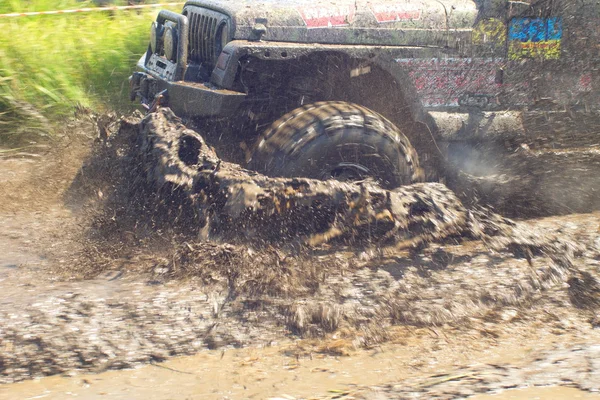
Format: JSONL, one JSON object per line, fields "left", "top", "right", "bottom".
{"left": 131, "top": 0, "right": 600, "bottom": 168}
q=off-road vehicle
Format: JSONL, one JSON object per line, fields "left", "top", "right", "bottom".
{"left": 130, "top": 0, "right": 599, "bottom": 189}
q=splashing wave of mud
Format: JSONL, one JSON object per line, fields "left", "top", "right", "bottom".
{"left": 63, "top": 108, "right": 591, "bottom": 327}
{"left": 1, "top": 109, "right": 598, "bottom": 384}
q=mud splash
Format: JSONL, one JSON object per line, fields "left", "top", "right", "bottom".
{"left": 1, "top": 318, "right": 599, "bottom": 399}
{"left": 0, "top": 109, "right": 599, "bottom": 388}
{"left": 351, "top": 344, "right": 600, "bottom": 399}
{"left": 71, "top": 108, "right": 584, "bottom": 253}
{"left": 448, "top": 143, "right": 600, "bottom": 218}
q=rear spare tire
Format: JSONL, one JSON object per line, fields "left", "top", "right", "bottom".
{"left": 248, "top": 102, "right": 422, "bottom": 189}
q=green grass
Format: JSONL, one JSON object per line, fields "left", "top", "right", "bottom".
{"left": 0, "top": 1, "right": 180, "bottom": 144}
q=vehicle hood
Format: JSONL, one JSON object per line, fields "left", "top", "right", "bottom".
{"left": 184, "top": 0, "right": 478, "bottom": 46}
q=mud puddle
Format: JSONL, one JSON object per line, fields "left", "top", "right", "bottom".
{"left": 1, "top": 325, "right": 598, "bottom": 399}
{"left": 0, "top": 342, "right": 432, "bottom": 400}
{"left": 1, "top": 112, "right": 600, "bottom": 398}
{"left": 471, "top": 387, "right": 599, "bottom": 399}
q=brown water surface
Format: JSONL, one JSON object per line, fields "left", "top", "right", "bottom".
{"left": 1, "top": 328, "right": 597, "bottom": 400}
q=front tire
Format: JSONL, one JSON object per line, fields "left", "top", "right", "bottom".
{"left": 248, "top": 102, "right": 423, "bottom": 189}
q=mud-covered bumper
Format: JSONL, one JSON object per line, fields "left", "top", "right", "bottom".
{"left": 129, "top": 71, "right": 246, "bottom": 118}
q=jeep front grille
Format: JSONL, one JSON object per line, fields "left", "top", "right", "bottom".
{"left": 184, "top": 6, "right": 228, "bottom": 70}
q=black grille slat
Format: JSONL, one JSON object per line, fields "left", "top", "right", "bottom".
{"left": 199, "top": 14, "right": 204, "bottom": 61}
{"left": 194, "top": 13, "right": 200, "bottom": 60}
{"left": 203, "top": 15, "right": 211, "bottom": 62}
{"left": 201, "top": 14, "right": 207, "bottom": 61}
{"left": 185, "top": 7, "right": 225, "bottom": 70}
{"left": 203, "top": 16, "right": 209, "bottom": 61}
{"left": 190, "top": 13, "right": 197, "bottom": 59}
{"left": 210, "top": 18, "right": 217, "bottom": 61}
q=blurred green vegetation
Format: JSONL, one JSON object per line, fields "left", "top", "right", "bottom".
{"left": 0, "top": 1, "right": 179, "bottom": 144}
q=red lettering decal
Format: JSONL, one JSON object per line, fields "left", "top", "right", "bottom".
{"left": 298, "top": 6, "right": 355, "bottom": 28}
{"left": 369, "top": 4, "right": 421, "bottom": 23}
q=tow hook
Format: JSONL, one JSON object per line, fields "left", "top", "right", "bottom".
{"left": 145, "top": 89, "right": 168, "bottom": 114}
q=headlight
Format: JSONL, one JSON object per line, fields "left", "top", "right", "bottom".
{"left": 163, "top": 25, "right": 177, "bottom": 61}
{"left": 150, "top": 22, "right": 160, "bottom": 53}
{"left": 217, "top": 23, "right": 229, "bottom": 54}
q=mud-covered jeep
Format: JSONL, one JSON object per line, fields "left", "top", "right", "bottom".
{"left": 130, "top": 0, "right": 599, "bottom": 188}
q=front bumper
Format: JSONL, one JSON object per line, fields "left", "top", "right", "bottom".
{"left": 129, "top": 70, "right": 246, "bottom": 118}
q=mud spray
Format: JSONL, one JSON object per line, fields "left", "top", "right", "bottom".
{"left": 1, "top": 109, "right": 599, "bottom": 385}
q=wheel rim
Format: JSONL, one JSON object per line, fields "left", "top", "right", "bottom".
{"left": 322, "top": 162, "right": 372, "bottom": 183}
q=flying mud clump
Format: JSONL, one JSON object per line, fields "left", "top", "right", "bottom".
{"left": 71, "top": 108, "right": 585, "bottom": 278}
{"left": 136, "top": 109, "right": 579, "bottom": 255}
{"left": 70, "top": 107, "right": 587, "bottom": 297}
{"left": 66, "top": 109, "right": 597, "bottom": 333}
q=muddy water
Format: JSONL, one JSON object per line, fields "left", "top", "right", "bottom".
{"left": 2, "top": 126, "right": 600, "bottom": 399}
{"left": 472, "top": 387, "right": 600, "bottom": 399}
{"left": 1, "top": 323, "right": 598, "bottom": 399}
{"left": 0, "top": 343, "right": 424, "bottom": 400}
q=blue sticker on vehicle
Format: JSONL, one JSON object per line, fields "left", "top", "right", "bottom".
{"left": 509, "top": 17, "right": 562, "bottom": 60}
